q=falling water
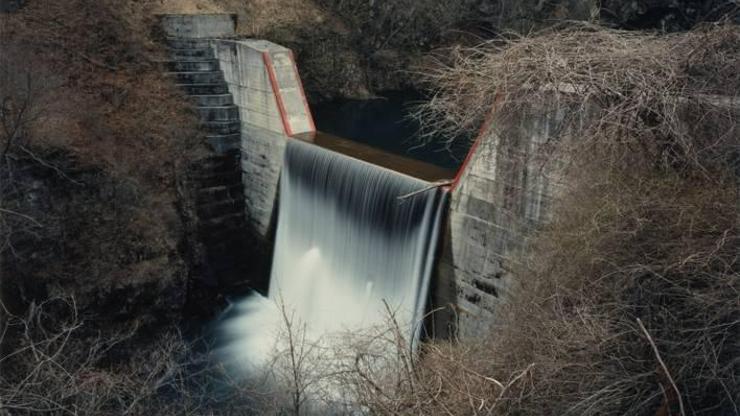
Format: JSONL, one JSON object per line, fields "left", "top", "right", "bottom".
{"left": 217, "top": 139, "right": 448, "bottom": 379}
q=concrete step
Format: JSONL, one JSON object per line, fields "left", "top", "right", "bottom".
{"left": 200, "top": 212, "right": 246, "bottom": 229}
{"left": 201, "top": 120, "right": 240, "bottom": 135}
{"left": 179, "top": 84, "right": 229, "bottom": 95}
{"left": 196, "top": 184, "right": 243, "bottom": 205}
{"left": 192, "top": 154, "right": 240, "bottom": 174}
{"left": 190, "top": 160, "right": 241, "bottom": 178}
{"left": 197, "top": 199, "right": 246, "bottom": 219}
{"left": 206, "top": 134, "right": 241, "bottom": 153}
{"left": 194, "top": 170, "right": 242, "bottom": 188}
{"left": 197, "top": 105, "right": 239, "bottom": 121}
{"left": 166, "top": 60, "right": 220, "bottom": 72}
{"left": 188, "top": 164, "right": 242, "bottom": 185}
{"left": 192, "top": 94, "right": 233, "bottom": 107}
{"left": 168, "top": 71, "right": 224, "bottom": 85}
{"left": 166, "top": 38, "right": 212, "bottom": 50}
{"left": 193, "top": 153, "right": 239, "bottom": 169}
{"left": 190, "top": 164, "right": 241, "bottom": 181}
{"left": 169, "top": 48, "right": 214, "bottom": 59}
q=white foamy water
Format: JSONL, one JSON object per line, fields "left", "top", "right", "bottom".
{"left": 216, "top": 139, "right": 447, "bottom": 381}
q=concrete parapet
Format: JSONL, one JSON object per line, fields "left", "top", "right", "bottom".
{"left": 158, "top": 13, "right": 236, "bottom": 39}
{"left": 211, "top": 39, "right": 315, "bottom": 139}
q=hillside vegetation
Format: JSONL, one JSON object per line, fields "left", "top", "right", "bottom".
{"left": 0, "top": 1, "right": 225, "bottom": 412}
{"left": 365, "top": 23, "right": 739, "bottom": 416}
{"left": 1, "top": 0, "right": 205, "bottom": 328}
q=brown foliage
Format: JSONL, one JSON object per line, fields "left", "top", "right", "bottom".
{"left": 0, "top": 0, "right": 206, "bottom": 282}
{"left": 415, "top": 24, "right": 740, "bottom": 147}
{"left": 2, "top": 0, "right": 205, "bottom": 183}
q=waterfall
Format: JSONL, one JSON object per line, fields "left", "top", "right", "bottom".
{"left": 217, "top": 139, "right": 448, "bottom": 376}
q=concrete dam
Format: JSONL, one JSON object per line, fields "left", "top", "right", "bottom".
{"left": 160, "top": 12, "right": 559, "bottom": 362}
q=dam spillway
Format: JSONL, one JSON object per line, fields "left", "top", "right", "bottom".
{"left": 157, "top": 12, "right": 510, "bottom": 369}
{"left": 271, "top": 140, "right": 448, "bottom": 339}
{"left": 161, "top": 14, "right": 631, "bottom": 383}
{"left": 218, "top": 139, "right": 448, "bottom": 372}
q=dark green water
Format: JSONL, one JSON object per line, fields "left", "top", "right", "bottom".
{"left": 312, "top": 90, "right": 472, "bottom": 170}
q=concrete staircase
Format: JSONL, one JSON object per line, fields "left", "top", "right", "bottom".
{"left": 162, "top": 36, "right": 250, "bottom": 293}
{"left": 164, "top": 38, "right": 240, "bottom": 153}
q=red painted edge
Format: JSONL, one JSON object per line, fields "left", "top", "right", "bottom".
{"left": 289, "top": 50, "right": 316, "bottom": 140}
{"left": 448, "top": 92, "right": 504, "bottom": 193}
{"left": 262, "top": 51, "right": 293, "bottom": 137}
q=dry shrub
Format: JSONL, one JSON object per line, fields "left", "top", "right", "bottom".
{"left": 415, "top": 23, "right": 740, "bottom": 146}
{"left": 0, "top": 296, "right": 180, "bottom": 414}
{"left": 1, "top": 0, "right": 205, "bottom": 184}
{"left": 487, "top": 163, "right": 739, "bottom": 416}
{"left": 437, "top": 163, "right": 739, "bottom": 416}
{"left": 0, "top": 296, "right": 260, "bottom": 415}
{"left": 1, "top": 0, "right": 207, "bottom": 318}
{"left": 356, "top": 24, "right": 740, "bottom": 415}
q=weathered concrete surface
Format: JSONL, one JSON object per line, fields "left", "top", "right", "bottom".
{"left": 439, "top": 105, "right": 569, "bottom": 339}
{"left": 212, "top": 39, "right": 315, "bottom": 138}
{"left": 439, "top": 94, "right": 740, "bottom": 339}
{"left": 211, "top": 39, "right": 315, "bottom": 245}
{"left": 239, "top": 124, "right": 287, "bottom": 241}
{"left": 159, "top": 13, "right": 237, "bottom": 39}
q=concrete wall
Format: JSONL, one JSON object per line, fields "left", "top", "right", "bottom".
{"left": 438, "top": 95, "right": 739, "bottom": 339}
{"left": 211, "top": 39, "right": 315, "bottom": 244}
{"left": 438, "top": 104, "right": 569, "bottom": 339}
{"left": 159, "top": 14, "right": 237, "bottom": 39}
{"left": 212, "top": 40, "right": 314, "bottom": 138}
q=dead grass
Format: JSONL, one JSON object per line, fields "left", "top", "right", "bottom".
{"left": 415, "top": 23, "right": 739, "bottom": 149}
{"left": 2, "top": 0, "right": 205, "bottom": 180}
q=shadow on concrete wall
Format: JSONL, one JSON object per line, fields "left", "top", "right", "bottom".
{"left": 425, "top": 203, "right": 459, "bottom": 341}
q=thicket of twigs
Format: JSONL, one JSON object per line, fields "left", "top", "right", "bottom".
{"left": 372, "top": 23, "right": 739, "bottom": 415}
{"left": 416, "top": 22, "right": 739, "bottom": 146}
{"left": 0, "top": 296, "right": 268, "bottom": 415}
